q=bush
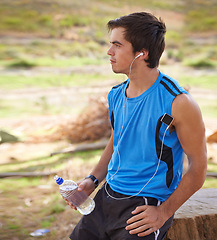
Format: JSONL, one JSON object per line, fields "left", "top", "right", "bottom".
{"left": 185, "top": 58, "right": 215, "bottom": 68}
{"left": 7, "top": 59, "right": 37, "bottom": 69}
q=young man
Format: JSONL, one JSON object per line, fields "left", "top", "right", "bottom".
{"left": 66, "top": 12, "right": 207, "bottom": 240}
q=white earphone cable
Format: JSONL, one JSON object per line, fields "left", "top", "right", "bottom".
{"left": 105, "top": 124, "right": 170, "bottom": 200}
{"left": 105, "top": 53, "right": 169, "bottom": 200}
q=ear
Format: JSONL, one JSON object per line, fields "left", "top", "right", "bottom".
{"left": 140, "top": 49, "right": 149, "bottom": 60}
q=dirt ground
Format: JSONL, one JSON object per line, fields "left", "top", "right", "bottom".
{"left": 1, "top": 65, "right": 217, "bottom": 164}
{"left": 0, "top": 64, "right": 217, "bottom": 240}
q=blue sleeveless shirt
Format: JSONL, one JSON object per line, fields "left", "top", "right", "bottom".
{"left": 106, "top": 71, "right": 188, "bottom": 202}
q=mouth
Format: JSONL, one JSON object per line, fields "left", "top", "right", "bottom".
{"left": 110, "top": 59, "right": 116, "bottom": 64}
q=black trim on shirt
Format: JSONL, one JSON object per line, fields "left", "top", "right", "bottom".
{"left": 111, "top": 111, "right": 114, "bottom": 130}
{"left": 162, "top": 76, "right": 182, "bottom": 95}
{"left": 160, "top": 80, "right": 177, "bottom": 97}
{"left": 155, "top": 115, "right": 174, "bottom": 188}
{"left": 112, "top": 80, "right": 128, "bottom": 89}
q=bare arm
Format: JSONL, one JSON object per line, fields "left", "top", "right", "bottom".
{"left": 89, "top": 129, "right": 114, "bottom": 183}
{"left": 158, "top": 94, "right": 207, "bottom": 218}
{"left": 65, "top": 130, "right": 114, "bottom": 209}
{"left": 126, "top": 94, "right": 207, "bottom": 237}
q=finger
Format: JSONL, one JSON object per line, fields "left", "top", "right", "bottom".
{"left": 63, "top": 197, "right": 77, "bottom": 210}
{"left": 77, "top": 181, "right": 88, "bottom": 191}
{"left": 137, "top": 227, "right": 157, "bottom": 237}
{"left": 126, "top": 219, "right": 147, "bottom": 231}
{"left": 127, "top": 211, "right": 147, "bottom": 224}
{"left": 132, "top": 205, "right": 148, "bottom": 215}
{"left": 77, "top": 184, "right": 84, "bottom": 191}
{"left": 128, "top": 224, "right": 152, "bottom": 235}
{"left": 67, "top": 202, "right": 77, "bottom": 210}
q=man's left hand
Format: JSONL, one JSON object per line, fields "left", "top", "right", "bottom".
{"left": 125, "top": 205, "right": 167, "bottom": 237}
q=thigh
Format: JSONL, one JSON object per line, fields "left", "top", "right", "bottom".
{"left": 69, "top": 217, "right": 99, "bottom": 240}
{"left": 110, "top": 214, "right": 173, "bottom": 240}
{"left": 105, "top": 185, "right": 173, "bottom": 240}
{"left": 69, "top": 187, "right": 110, "bottom": 240}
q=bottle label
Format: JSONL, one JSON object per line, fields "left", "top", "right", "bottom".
{"left": 61, "top": 185, "right": 77, "bottom": 191}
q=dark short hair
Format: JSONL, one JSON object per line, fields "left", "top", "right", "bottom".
{"left": 107, "top": 12, "right": 166, "bottom": 68}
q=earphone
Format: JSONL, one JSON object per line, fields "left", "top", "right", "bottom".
{"left": 128, "top": 52, "right": 144, "bottom": 81}
{"left": 135, "top": 52, "right": 144, "bottom": 59}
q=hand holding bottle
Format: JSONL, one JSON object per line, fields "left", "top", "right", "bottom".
{"left": 54, "top": 175, "right": 95, "bottom": 215}
{"left": 64, "top": 178, "right": 96, "bottom": 210}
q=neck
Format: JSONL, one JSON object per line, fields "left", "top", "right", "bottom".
{"left": 126, "top": 67, "right": 159, "bottom": 98}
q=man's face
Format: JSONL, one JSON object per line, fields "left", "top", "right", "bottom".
{"left": 107, "top": 27, "right": 135, "bottom": 75}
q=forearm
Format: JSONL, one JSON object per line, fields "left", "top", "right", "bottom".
{"left": 159, "top": 155, "right": 207, "bottom": 220}
{"left": 161, "top": 93, "right": 208, "bottom": 220}
{"left": 90, "top": 131, "right": 114, "bottom": 183}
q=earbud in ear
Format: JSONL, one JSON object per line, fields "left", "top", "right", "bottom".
{"left": 135, "top": 52, "right": 144, "bottom": 59}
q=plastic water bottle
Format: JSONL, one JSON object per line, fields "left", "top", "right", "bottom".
{"left": 54, "top": 175, "right": 95, "bottom": 215}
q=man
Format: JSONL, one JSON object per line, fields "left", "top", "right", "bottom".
{"left": 66, "top": 12, "right": 207, "bottom": 240}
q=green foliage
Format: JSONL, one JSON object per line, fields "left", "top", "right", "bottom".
{"left": 186, "top": 9, "right": 217, "bottom": 32}
{"left": 41, "top": 215, "right": 56, "bottom": 228}
{"left": 184, "top": 0, "right": 217, "bottom": 33}
{"left": 184, "top": 58, "right": 215, "bottom": 68}
{"left": 179, "top": 75, "right": 217, "bottom": 89}
{"left": 0, "top": 154, "right": 72, "bottom": 173}
{"left": 203, "top": 177, "right": 217, "bottom": 189}
{"left": 49, "top": 203, "right": 66, "bottom": 214}
{"left": 7, "top": 58, "right": 37, "bottom": 69}
{"left": 207, "top": 162, "right": 217, "bottom": 173}
{"left": 8, "top": 223, "right": 21, "bottom": 230}
{"left": 0, "top": 177, "right": 41, "bottom": 192}
{"left": 60, "top": 16, "right": 89, "bottom": 27}
{"left": 0, "top": 72, "right": 113, "bottom": 90}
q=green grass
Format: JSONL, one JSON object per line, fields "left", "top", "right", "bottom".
{"left": 179, "top": 75, "right": 217, "bottom": 89}
{"left": 203, "top": 177, "right": 217, "bottom": 189}
{"left": 0, "top": 56, "right": 108, "bottom": 68}
{"left": 185, "top": 8, "right": 217, "bottom": 32}
{"left": 0, "top": 177, "right": 41, "bottom": 192}
{"left": 0, "top": 72, "right": 113, "bottom": 89}
{"left": 0, "top": 149, "right": 216, "bottom": 240}
{"left": 0, "top": 153, "right": 72, "bottom": 173}
{"left": 207, "top": 162, "right": 217, "bottom": 173}
{"left": 0, "top": 150, "right": 103, "bottom": 175}
{"left": 184, "top": 58, "right": 216, "bottom": 69}
{"left": 200, "top": 103, "right": 217, "bottom": 119}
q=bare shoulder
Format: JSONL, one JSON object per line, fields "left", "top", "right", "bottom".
{"left": 171, "top": 93, "right": 203, "bottom": 127}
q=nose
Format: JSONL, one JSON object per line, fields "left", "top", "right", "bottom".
{"left": 107, "top": 45, "right": 114, "bottom": 56}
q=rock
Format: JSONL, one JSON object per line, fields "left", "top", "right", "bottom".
{"left": 0, "top": 130, "right": 19, "bottom": 144}
{"left": 165, "top": 188, "right": 217, "bottom": 240}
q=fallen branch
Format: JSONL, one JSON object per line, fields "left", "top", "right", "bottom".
{"left": 206, "top": 172, "right": 217, "bottom": 178}
{"left": 0, "top": 171, "right": 58, "bottom": 178}
{"left": 50, "top": 138, "right": 108, "bottom": 156}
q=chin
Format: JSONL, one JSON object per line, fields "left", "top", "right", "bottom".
{"left": 112, "top": 67, "right": 125, "bottom": 74}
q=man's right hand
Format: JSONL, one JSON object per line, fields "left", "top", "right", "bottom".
{"left": 63, "top": 178, "right": 96, "bottom": 210}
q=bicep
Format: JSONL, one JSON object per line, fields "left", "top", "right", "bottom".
{"left": 172, "top": 94, "right": 207, "bottom": 163}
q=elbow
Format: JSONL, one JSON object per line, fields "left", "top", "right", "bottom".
{"left": 195, "top": 158, "right": 207, "bottom": 191}
{"left": 200, "top": 161, "right": 207, "bottom": 188}
{"left": 188, "top": 155, "right": 207, "bottom": 192}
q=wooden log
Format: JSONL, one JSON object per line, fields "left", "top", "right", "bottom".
{"left": 165, "top": 188, "right": 217, "bottom": 240}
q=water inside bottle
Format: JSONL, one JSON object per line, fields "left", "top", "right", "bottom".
{"left": 59, "top": 181, "right": 95, "bottom": 215}
{"left": 60, "top": 185, "right": 88, "bottom": 207}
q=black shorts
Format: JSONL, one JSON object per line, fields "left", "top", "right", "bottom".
{"left": 69, "top": 184, "right": 173, "bottom": 240}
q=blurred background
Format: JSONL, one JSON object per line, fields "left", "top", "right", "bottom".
{"left": 0, "top": 0, "right": 217, "bottom": 239}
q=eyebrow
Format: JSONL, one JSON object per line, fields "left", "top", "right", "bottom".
{"left": 110, "top": 41, "right": 123, "bottom": 45}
